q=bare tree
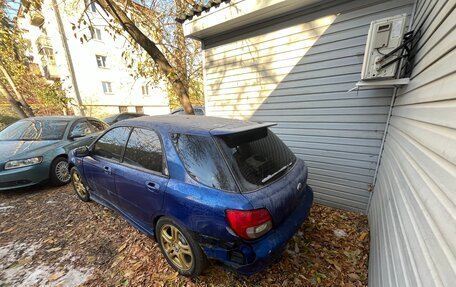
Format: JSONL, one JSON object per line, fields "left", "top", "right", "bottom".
{"left": 95, "top": 0, "right": 195, "bottom": 115}
{"left": 0, "top": 80, "right": 27, "bottom": 118}
{"left": 0, "top": 64, "right": 35, "bottom": 117}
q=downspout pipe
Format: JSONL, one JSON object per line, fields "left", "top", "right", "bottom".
{"left": 52, "top": 0, "right": 85, "bottom": 116}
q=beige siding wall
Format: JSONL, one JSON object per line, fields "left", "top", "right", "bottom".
{"left": 203, "top": 0, "right": 414, "bottom": 212}
{"left": 368, "top": 0, "right": 456, "bottom": 285}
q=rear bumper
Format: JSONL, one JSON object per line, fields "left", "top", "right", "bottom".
{"left": 201, "top": 185, "right": 314, "bottom": 274}
{"left": 0, "top": 164, "right": 49, "bottom": 191}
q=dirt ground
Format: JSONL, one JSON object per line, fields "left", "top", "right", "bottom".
{"left": 0, "top": 184, "right": 369, "bottom": 287}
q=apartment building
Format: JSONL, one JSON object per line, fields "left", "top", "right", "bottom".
{"left": 17, "top": 0, "right": 170, "bottom": 117}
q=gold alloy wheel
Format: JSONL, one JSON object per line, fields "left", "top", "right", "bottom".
{"left": 160, "top": 224, "right": 193, "bottom": 271}
{"left": 72, "top": 171, "right": 87, "bottom": 198}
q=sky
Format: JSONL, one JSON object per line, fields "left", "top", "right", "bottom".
{"left": 5, "top": 0, "right": 20, "bottom": 20}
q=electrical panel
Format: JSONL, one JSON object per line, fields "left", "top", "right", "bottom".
{"left": 361, "top": 14, "right": 407, "bottom": 80}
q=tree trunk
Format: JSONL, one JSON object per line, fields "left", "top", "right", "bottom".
{"left": 96, "top": 0, "right": 194, "bottom": 115}
{"left": 0, "top": 64, "right": 35, "bottom": 117}
{"left": 175, "top": 0, "right": 188, "bottom": 86}
{"left": 0, "top": 81, "right": 27, "bottom": 118}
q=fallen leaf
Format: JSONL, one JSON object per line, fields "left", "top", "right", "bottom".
{"left": 0, "top": 227, "right": 15, "bottom": 234}
{"left": 48, "top": 272, "right": 65, "bottom": 282}
{"left": 164, "top": 272, "right": 178, "bottom": 281}
{"left": 118, "top": 242, "right": 128, "bottom": 252}
{"left": 47, "top": 247, "right": 62, "bottom": 252}
{"left": 348, "top": 273, "right": 360, "bottom": 280}
{"left": 124, "top": 269, "right": 134, "bottom": 278}
{"left": 131, "top": 261, "right": 142, "bottom": 271}
{"left": 359, "top": 231, "right": 368, "bottom": 241}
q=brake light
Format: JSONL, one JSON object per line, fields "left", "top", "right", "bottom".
{"left": 226, "top": 208, "right": 273, "bottom": 240}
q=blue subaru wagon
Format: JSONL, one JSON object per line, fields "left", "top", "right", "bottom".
{"left": 68, "top": 115, "right": 313, "bottom": 276}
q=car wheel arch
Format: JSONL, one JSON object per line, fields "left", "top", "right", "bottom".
{"left": 49, "top": 155, "right": 68, "bottom": 174}
{"left": 152, "top": 214, "right": 188, "bottom": 241}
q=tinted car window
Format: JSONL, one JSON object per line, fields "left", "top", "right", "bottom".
{"left": 172, "top": 108, "right": 204, "bottom": 115}
{"left": 92, "top": 127, "right": 130, "bottom": 161}
{"left": 117, "top": 114, "right": 132, "bottom": 121}
{"left": 70, "top": 120, "right": 92, "bottom": 137}
{"left": 195, "top": 108, "right": 204, "bottom": 115}
{"left": 217, "top": 128, "right": 296, "bottom": 191}
{"left": 0, "top": 119, "right": 69, "bottom": 141}
{"left": 173, "top": 110, "right": 185, "bottom": 115}
{"left": 123, "top": 128, "right": 163, "bottom": 173}
{"left": 89, "top": 120, "right": 108, "bottom": 132}
{"left": 172, "top": 134, "right": 237, "bottom": 192}
{"left": 103, "top": 115, "right": 116, "bottom": 124}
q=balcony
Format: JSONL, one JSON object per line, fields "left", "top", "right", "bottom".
{"left": 36, "top": 36, "right": 52, "bottom": 52}
{"left": 43, "top": 64, "right": 59, "bottom": 80}
{"left": 30, "top": 10, "right": 44, "bottom": 26}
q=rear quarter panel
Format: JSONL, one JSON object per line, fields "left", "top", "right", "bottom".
{"left": 163, "top": 179, "right": 253, "bottom": 241}
{"left": 158, "top": 129, "right": 252, "bottom": 241}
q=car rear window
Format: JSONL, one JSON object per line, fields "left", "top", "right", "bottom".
{"left": 172, "top": 133, "right": 238, "bottom": 192}
{"left": 216, "top": 128, "right": 296, "bottom": 192}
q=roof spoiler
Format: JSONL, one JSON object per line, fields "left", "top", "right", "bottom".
{"left": 210, "top": 122, "right": 276, "bottom": 136}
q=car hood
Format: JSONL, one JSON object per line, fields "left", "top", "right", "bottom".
{"left": 0, "top": 140, "right": 62, "bottom": 161}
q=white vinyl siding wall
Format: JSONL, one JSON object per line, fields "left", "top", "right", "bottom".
{"left": 368, "top": 0, "right": 456, "bottom": 286}
{"left": 203, "top": 0, "right": 414, "bottom": 212}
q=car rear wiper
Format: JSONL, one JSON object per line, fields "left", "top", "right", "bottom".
{"left": 261, "top": 162, "right": 293, "bottom": 184}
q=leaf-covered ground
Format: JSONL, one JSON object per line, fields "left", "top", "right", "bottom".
{"left": 0, "top": 185, "right": 369, "bottom": 286}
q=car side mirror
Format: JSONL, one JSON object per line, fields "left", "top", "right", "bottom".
{"left": 74, "top": 146, "right": 90, "bottom": 157}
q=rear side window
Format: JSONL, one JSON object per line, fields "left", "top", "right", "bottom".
{"left": 70, "top": 120, "right": 93, "bottom": 137}
{"left": 172, "top": 134, "right": 238, "bottom": 192}
{"left": 89, "top": 119, "right": 108, "bottom": 132}
{"left": 217, "top": 128, "right": 296, "bottom": 191}
{"left": 92, "top": 127, "right": 130, "bottom": 161}
{"left": 123, "top": 128, "right": 164, "bottom": 174}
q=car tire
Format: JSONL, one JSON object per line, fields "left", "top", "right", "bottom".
{"left": 156, "top": 217, "right": 207, "bottom": 277}
{"left": 50, "top": 157, "right": 71, "bottom": 186}
{"left": 70, "top": 167, "right": 90, "bottom": 202}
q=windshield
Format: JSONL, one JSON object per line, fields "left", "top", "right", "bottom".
{"left": 216, "top": 128, "right": 296, "bottom": 191}
{"left": 0, "top": 119, "right": 69, "bottom": 141}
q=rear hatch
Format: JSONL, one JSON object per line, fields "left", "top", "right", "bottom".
{"left": 215, "top": 127, "right": 308, "bottom": 225}
{"left": 241, "top": 160, "right": 308, "bottom": 226}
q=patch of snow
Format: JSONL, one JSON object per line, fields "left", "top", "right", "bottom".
{"left": 0, "top": 204, "right": 15, "bottom": 212}
{"left": 18, "top": 266, "right": 51, "bottom": 287}
{"left": 58, "top": 252, "right": 79, "bottom": 263}
{"left": 0, "top": 242, "right": 40, "bottom": 267}
{"left": 334, "top": 229, "right": 348, "bottom": 238}
{"left": 53, "top": 268, "right": 93, "bottom": 287}
{"left": 0, "top": 242, "right": 92, "bottom": 287}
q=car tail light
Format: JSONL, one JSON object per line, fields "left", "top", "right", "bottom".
{"left": 226, "top": 208, "right": 273, "bottom": 240}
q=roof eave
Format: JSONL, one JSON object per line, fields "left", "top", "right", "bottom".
{"left": 183, "top": 0, "right": 327, "bottom": 40}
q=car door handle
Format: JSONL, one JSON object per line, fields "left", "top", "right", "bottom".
{"left": 146, "top": 181, "right": 160, "bottom": 191}
{"left": 103, "top": 166, "right": 112, "bottom": 175}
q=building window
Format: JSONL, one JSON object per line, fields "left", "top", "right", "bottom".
{"left": 96, "top": 55, "right": 107, "bottom": 68}
{"left": 91, "top": 27, "right": 102, "bottom": 41}
{"left": 141, "top": 85, "right": 149, "bottom": 96}
{"left": 102, "top": 81, "right": 112, "bottom": 94}
{"left": 84, "top": 0, "right": 97, "bottom": 13}
{"left": 39, "top": 47, "right": 56, "bottom": 65}
{"left": 119, "top": 106, "right": 128, "bottom": 113}
{"left": 135, "top": 106, "right": 144, "bottom": 113}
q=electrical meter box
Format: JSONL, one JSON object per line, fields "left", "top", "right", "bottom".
{"left": 361, "top": 14, "right": 407, "bottom": 80}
